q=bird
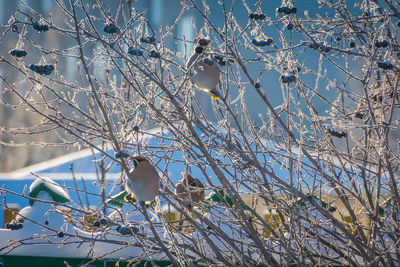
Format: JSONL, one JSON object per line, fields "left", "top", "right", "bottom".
{"left": 175, "top": 172, "right": 205, "bottom": 209}
{"left": 186, "top": 38, "right": 221, "bottom": 100}
{"left": 125, "top": 156, "right": 160, "bottom": 204}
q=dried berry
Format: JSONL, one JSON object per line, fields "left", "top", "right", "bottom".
{"left": 280, "top": 74, "right": 296, "bottom": 83}
{"left": 249, "top": 13, "right": 266, "bottom": 20}
{"left": 140, "top": 36, "right": 156, "bottom": 44}
{"left": 287, "top": 23, "right": 294, "bottom": 31}
{"left": 115, "top": 150, "right": 130, "bottom": 159}
{"left": 309, "top": 42, "right": 331, "bottom": 52}
{"left": 195, "top": 46, "right": 203, "bottom": 54}
{"left": 354, "top": 112, "right": 364, "bottom": 119}
{"left": 149, "top": 50, "right": 160, "bottom": 58}
{"left": 132, "top": 125, "right": 139, "bottom": 131}
{"left": 117, "top": 224, "right": 138, "bottom": 235}
{"left": 254, "top": 83, "right": 260, "bottom": 89}
{"left": 29, "top": 64, "right": 54, "bottom": 75}
{"left": 277, "top": 6, "right": 296, "bottom": 15}
{"left": 5, "top": 221, "right": 22, "bottom": 230}
{"left": 57, "top": 231, "right": 64, "bottom": 238}
{"left": 32, "top": 22, "right": 49, "bottom": 32}
{"left": 9, "top": 49, "right": 27, "bottom": 58}
{"left": 252, "top": 39, "right": 273, "bottom": 47}
{"left": 93, "top": 220, "right": 101, "bottom": 227}
{"left": 128, "top": 47, "right": 143, "bottom": 56}
{"left": 327, "top": 129, "right": 346, "bottom": 138}
{"left": 377, "top": 60, "right": 393, "bottom": 70}
{"left": 375, "top": 40, "right": 389, "bottom": 48}
{"left": 349, "top": 41, "right": 355, "bottom": 48}
{"left": 103, "top": 24, "right": 120, "bottom": 34}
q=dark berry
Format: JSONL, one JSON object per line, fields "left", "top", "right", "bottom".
{"left": 130, "top": 226, "right": 139, "bottom": 233}
{"left": 249, "top": 13, "right": 255, "bottom": 19}
{"left": 349, "top": 41, "right": 355, "bottom": 48}
{"left": 247, "top": 216, "right": 253, "bottom": 223}
{"left": 290, "top": 7, "right": 297, "bottom": 14}
{"left": 93, "top": 220, "right": 101, "bottom": 227}
{"left": 115, "top": 150, "right": 130, "bottom": 159}
{"left": 149, "top": 50, "right": 160, "bottom": 58}
{"left": 309, "top": 42, "right": 331, "bottom": 52}
{"left": 45, "top": 220, "right": 49, "bottom": 225}
{"left": 280, "top": 74, "right": 296, "bottom": 83}
{"left": 397, "top": 21, "right": 400, "bottom": 27}
{"left": 117, "top": 225, "right": 131, "bottom": 235}
{"left": 254, "top": 83, "right": 260, "bottom": 89}
{"left": 99, "top": 218, "right": 108, "bottom": 225}
{"left": 128, "top": 47, "right": 143, "bottom": 56}
{"left": 195, "top": 46, "right": 203, "bottom": 54}
{"left": 132, "top": 125, "right": 139, "bottom": 131}
{"left": 57, "top": 231, "right": 64, "bottom": 238}
{"left": 9, "top": 49, "right": 27, "bottom": 57}
{"left": 287, "top": 23, "right": 294, "bottom": 30}
{"left": 327, "top": 129, "right": 347, "bottom": 138}
{"left": 103, "top": 24, "right": 120, "bottom": 34}
{"left": 32, "top": 22, "right": 49, "bottom": 32}
{"left": 377, "top": 60, "right": 393, "bottom": 70}
{"left": 140, "top": 36, "right": 156, "bottom": 44}
{"left": 375, "top": 40, "right": 389, "bottom": 48}
{"left": 29, "top": 64, "right": 54, "bottom": 75}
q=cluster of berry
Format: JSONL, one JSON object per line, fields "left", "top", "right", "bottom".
{"left": 280, "top": 74, "right": 296, "bottom": 84}
{"left": 93, "top": 218, "right": 109, "bottom": 228}
{"left": 9, "top": 49, "right": 27, "bottom": 57}
{"left": 103, "top": 24, "right": 120, "bottom": 34}
{"left": 252, "top": 38, "right": 273, "bottom": 47}
{"left": 213, "top": 55, "right": 234, "bottom": 67}
{"left": 140, "top": 36, "right": 156, "bottom": 44}
{"left": 32, "top": 22, "right": 49, "bottom": 32}
{"left": 6, "top": 221, "right": 23, "bottom": 230}
{"left": 377, "top": 60, "right": 393, "bottom": 70}
{"left": 128, "top": 47, "right": 143, "bottom": 56}
{"left": 375, "top": 40, "right": 389, "bottom": 48}
{"left": 248, "top": 13, "right": 267, "bottom": 20}
{"left": 327, "top": 129, "right": 346, "bottom": 138}
{"left": 309, "top": 42, "right": 331, "bottom": 53}
{"left": 277, "top": 6, "right": 297, "bottom": 15}
{"left": 115, "top": 150, "right": 130, "bottom": 159}
{"left": 116, "top": 224, "right": 139, "bottom": 235}
{"left": 29, "top": 64, "right": 54, "bottom": 75}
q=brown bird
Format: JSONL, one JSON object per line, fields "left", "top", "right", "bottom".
{"left": 175, "top": 172, "right": 205, "bottom": 209}
{"left": 125, "top": 156, "right": 160, "bottom": 204}
{"left": 186, "top": 38, "right": 221, "bottom": 99}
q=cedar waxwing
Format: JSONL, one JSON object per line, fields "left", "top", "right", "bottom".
{"left": 186, "top": 38, "right": 221, "bottom": 99}
{"left": 175, "top": 172, "right": 205, "bottom": 209}
{"left": 125, "top": 156, "right": 160, "bottom": 204}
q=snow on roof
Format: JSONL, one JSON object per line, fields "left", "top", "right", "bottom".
{"left": 28, "top": 177, "right": 71, "bottom": 206}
